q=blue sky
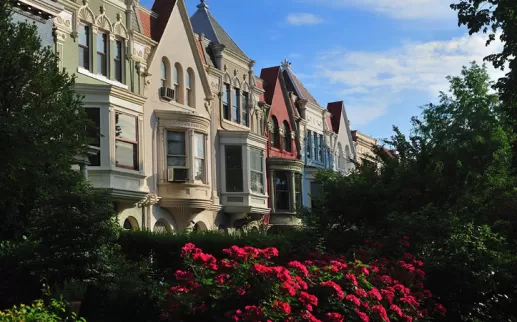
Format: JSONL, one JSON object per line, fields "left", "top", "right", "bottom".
{"left": 144, "top": 0, "right": 504, "bottom": 142}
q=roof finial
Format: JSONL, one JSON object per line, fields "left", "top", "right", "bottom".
{"left": 197, "top": 0, "right": 209, "bottom": 9}
{"left": 281, "top": 58, "right": 291, "bottom": 69}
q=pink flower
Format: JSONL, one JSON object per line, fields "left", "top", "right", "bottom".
{"left": 174, "top": 270, "right": 193, "bottom": 281}
{"left": 215, "top": 273, "right": 230, "bottom": 285}
{"left": 301, "top": 310, "right": 321, "bottom": 322}
{"left": 355, "top": 288, "right": 368, "bottom": 298}
{"left": 299, "top": 291, "right": 318, "bottom": 307}
{"left": 236, "top": 287, "right": 246, "bottom": 296}
{"left": 345, "top": 273, "right": 358, "bottom": 286}
{"left": 261, "top": 247, "right": 279, "bottom": 259}
{"left": 434, "top": 303, "right": 447, "bottom": 315}
{"left": 324, "top": 312, "right": 344, "bottom": 322}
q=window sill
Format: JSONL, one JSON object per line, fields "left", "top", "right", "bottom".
{"left": 77, "top": 67, "right": 128, "bottom": 90}
{"left": 222, "top": 118, "right": 249, "bottom": 130}
{"left": 87, "top": 166, "right": 146, "bottom": 178}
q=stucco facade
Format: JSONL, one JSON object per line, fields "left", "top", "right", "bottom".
{"left": 351, "top": 130, "right": 378, "bottom": 166}
{"left": 190, "top": 1, "right": 269, "bottom": 231}
{"left": 327, "top": 101, "right": 356, "bottom": 175}
{"left": 140, "top": 0, "right": 216, "bottom": 232}
{"left": 54, "top": 0, "right": 155, "bottom": 230}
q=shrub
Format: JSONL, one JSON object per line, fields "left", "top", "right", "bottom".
{"left": 161, "top": 240, "right": 445, "bottom": 321}
{"left": 0, "top": 298, "right": 84, "bottom": 322}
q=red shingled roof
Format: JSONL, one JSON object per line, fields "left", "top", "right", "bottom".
{"left": 138, "top": 9, "right": 153, "bottom": 38}
{"left": 327, "top": 101, "right": 343, "bottom": 134}
{"left": 260, "top": 66, "right": 280, "bottom": 106}
{"left": 325, "top": 113, "right": 334, "bottom": 133}
{"left": 196, "top": 35, "right": 207, "bottom": 65}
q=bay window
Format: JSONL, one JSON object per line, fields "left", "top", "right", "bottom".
{"left": 222, "top": 84, "right": 230, "bottom": 120}
{"left": 295, "top": 173, "right": 302, "bottom": 208}
{"left": 97, "top": 32, "right": 108, "bottom": 76}
{"left": 85, "top": 107, "right": 100, "bottom": 166}
{"left": 115, "top": 112, "right": 138, "bottom": 170}
{"left": 78, "top": 24, "right": 90, "bottom": 70}
{"left": 250, "top": 148, "right": 263, "bottom": 193}
{"left": 194, "top": 132, "right": 205, "bottom": 182}
{"left": 274, "top": 171, "right": 290, "bottom": 211}
{"left": 167, "top": 131, "right": 186, "bottom": 167}
{"left": 232, "top": 88, "right": 240, "bottom": 123}
{"left": 225, "top": 146, "right": 243, "bottom": 192}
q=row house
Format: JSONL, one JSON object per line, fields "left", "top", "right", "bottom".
{"left": 39, "top": 0, "right": 362, "bottom": 232}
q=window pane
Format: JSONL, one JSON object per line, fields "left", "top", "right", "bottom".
{"left": 115, "top": 141, "right": 136, "bottom": 168}
{"left": 250, "top": 148, "right": 262, "bottom": 172}
{"left": 115, "top": 41, "right": 121, "bottom": 59}
{"left": 97, "top": 33, "right": 106, "bottom": 54}
{"left": 251, "top": 172, "right": 263, "bottom": 194}
{"left": 79, "top": 25, "right": 88, "bottom": 46}
{"left": 161, "top": 60, "right": 166, "bottom": 80}
{"left": 115, "top": 113, "right": 137, "bottom": 141}
{"left": 222, "top": 84, "right": 230, "bottom": 120}
{"left": 232, "top": 88, "right": 240, "bottom": 123}
{"left": 226, "top": 146, "right": 242, "bottom": 192}
{"left": 173, "top": 66, "right": 178, "bottom": 84}
{"left": 85, "top": 108, "right": 100, "bottom": 166}
{"left": 195, "top": 159, "right": 204, "bottom": 181}
{"left": 167, "top": 156, "right": 186, "bottom": 167}
{"left": 167, "top": 132, "right": 185, "bottom": 155}
{"left": 194, "top": 133, "right": 204, "bottom": 158}
{"left": 275, "top": 171, "right": 290, "bottom": 211}
{"left": 186, "top": 72, "right": 191, "bottom": 88}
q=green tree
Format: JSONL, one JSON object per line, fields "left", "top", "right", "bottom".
{"left": 0, "top": 0, "right": 116, "bottom": 307}
{"left": 304, "top": 63, "right": 517, "bottom": 321}
{"left": 450, "top": 1, "right": 517, "bottom": 147}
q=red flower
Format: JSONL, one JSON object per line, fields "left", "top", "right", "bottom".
{"left": 273, "top": 300, "right": 291, "bottom": 315}
{"left": 390, "top": 304, "right": 403, "bottom": 317}
{"left": 220, "top": 258, "right": 238, "bottom": 269}
{"left": 345, "top": 273, "right": 358, "bottom": 286}
{"left": 415, "top": 269, "right": 426, "bottom": 279}
{"left": 372, "top": 305, "right": 389, "bottom": 321}
{"left": 355, "top": 288, "right": 368, "bottom": 298}
{"left": 236, "top": 287, "right": 246, "bottom": 296}
{"left": 434, "top": 303, "right": 447, "bottom": 315}
{"left": 180, "top": 243, "right": 197, "bottom": 257}
{"left": 320, "top": 280, "right": 345, "bottom": 300}
{"left": 288, "top": 260, "right": 309, "bottom": 276}
{"left": 261, "top": 247, "right": 279, "bottom": 259}
{"left": 281, "top": 281, "right": 296, "bottom": 296}
{"left": 301, "top": 310, "right": 321, "bottom": 322}
{"left": 368, "top": 288, "right": 383, "bottom": 301}
{"left": 324, "top": 312, "right": 344, "bottom": 322}
{"left": 355, "top": 309, "right": 370, "bottom": 322}
{"left": 299, "top": 291, "right": 318, "bottom": 307}
{"left": 174, "top": 269, "right": 193, "bottom": 281}
{"left": 295, "top": 275, "right": 308, "bottom": 290}
{"left": 345, "top": 294, "right": 361, "bottom": 306}
{"left": 381, "top": 288, "right": 395, "bottom": 304}
{"left": 215, "top": 273, "right": 230, "bottom": 285}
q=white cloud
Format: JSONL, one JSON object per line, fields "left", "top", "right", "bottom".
{"left": 286, "top": 13, "right": 323, "bottom": 26}
{"left": 314, "top": 32, "right": 505, "bottom": 126}
{"left": 298, "top": 0, "right": 455, "bottom": 20}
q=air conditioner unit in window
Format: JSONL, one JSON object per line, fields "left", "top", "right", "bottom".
{"left": 160, "top": 87, "right": 175, "bottom": 101}
{"left": 167, "top": 167, "right": 188, "bottom": 183}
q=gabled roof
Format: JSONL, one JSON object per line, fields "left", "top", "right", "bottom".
{"left": 260, "top": 66, "right": 280, "bottom": 106}
{"left": 150, "top": 0, "right": 176, "bottom": 41}
{"left": 137, "top": 8, "right": 153, "bottom": 38}
{"left": 190, "top": 0, "right": 249, "bottom": 60}
{"left": 280, "top": 60, "right": 319, "bottom": 106}
{"left": 327, "top": 101, "right": 343, "bottom": 134}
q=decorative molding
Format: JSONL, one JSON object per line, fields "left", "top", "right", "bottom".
{"left": 95, "top": 9, "right": 113, "bottom": 32}
{"left": 155, "top": 110, "right": 210, "bottom": 133}
{"left": 77, "top": 2, "right": 95, "bottom": 25}
{"left": 267, "top": 158, "right": 304, "bottom": 173}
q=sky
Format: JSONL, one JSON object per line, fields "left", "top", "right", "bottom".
{"left": 142, "top": 0, "right": 505, "bottom": 142}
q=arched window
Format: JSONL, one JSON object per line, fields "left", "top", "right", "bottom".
{"left": 283, "top": 121, "right": 291, "bottom": 152}
{"left": 271, "top": 116, "right": 280, "bottom": 148}
{"left": 123, "top": 216, "right": 139, "bottom": 231}
{"left": 173, "top": 63, "right": 184, "bottom": 103}
{"left": 337, "top": 143, "right": 343, "bottom": 170}
{"left": 186, "top": 68, "right": 195, "bottom": 107}
{"left": 153, "top": 219, "right": 172, "bottom": 233}
{"left": 345, "top": 145, "right": 352, "bottom": 171}
{"left": 160, "top": 58, "right": 168, "bottom": 87}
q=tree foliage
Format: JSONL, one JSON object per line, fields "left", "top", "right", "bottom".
{"left": 0, "top": 0, "right": 116, "bottom": 308}
{"left": 303, "top": 63, "right": 517, "bottom": 321}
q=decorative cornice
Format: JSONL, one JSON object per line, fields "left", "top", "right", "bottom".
{"left": 155, "top": 110, "right": 210, "bottom": 133}
{"left": 107, "top": 188, "right": 148, "bottom": 201}
{"left": 267, "top": 157, "right": 304, "bottom": 172}
{"left": 74, "top": 83, "right": 147, "bottom": 106}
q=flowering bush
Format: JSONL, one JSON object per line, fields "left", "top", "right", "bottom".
{"left": 0, "top": 298, "right": 85, "bottom": 322}
{"left": 162, "top": 238, "right": 445, "bottom": 321}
